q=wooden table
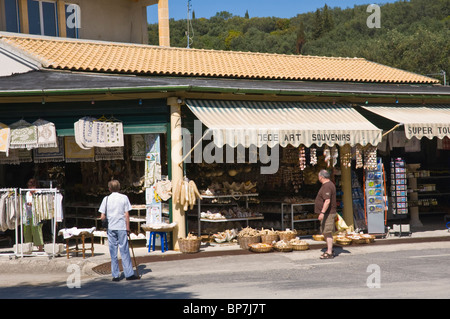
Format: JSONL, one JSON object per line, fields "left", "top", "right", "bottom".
{"left": 65, "top": 231, "right": 94, "bottom": 259}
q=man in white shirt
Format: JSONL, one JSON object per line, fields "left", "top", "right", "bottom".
{"left": 99, "top": 180, "right": 139, "bottom": 281}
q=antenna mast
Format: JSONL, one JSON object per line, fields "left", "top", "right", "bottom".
{"left": 186, "top": 0, "right": 192, "bottom": 48}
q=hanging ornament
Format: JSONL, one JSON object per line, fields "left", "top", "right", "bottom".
{"left": 355, "top": 145, "right": 363, "bottom": 169}
{"left": 341, "top": 149, "right": 352, "bottom": 168}
{"left": 323, "top": 146, "right": 331, "bottom": 167}
{"left": 310, "top": 148, "right": 317, "bottom": 166}
{"left": 331, "top": 146, "right": 339, "bottom": 167}
{"left": 363, "top": 145, "right": 378, "bottom": 170}
{"left": 299, "top": 146, "right": 306, "bottom": 170}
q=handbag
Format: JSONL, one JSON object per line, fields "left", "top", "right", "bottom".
{"left": 102, "top": 196, "right": 109, "bottom": 230}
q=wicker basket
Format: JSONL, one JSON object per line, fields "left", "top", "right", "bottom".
{"left": 274, "top": 245, "right": 293, "bottom": 252}
{"left": 248, "top": 243, "right": 273, "bottom": 253}
{"left": 278, "top": 231, "right": 297, "bottom": 242}
{"left": 336, "top": 238, "right": 352, "bottom": 246}
{"left": 349, "top": 237, "right": 366, "bottom": 244}
{"left": 312, "top": 234, "right": 325, "bottom": 241}
{"left": 238, "top": 236, "right": 261, "bottom": 250}
{"left": 178, "top": 238, "right": 202, "bottom": 253}
{"left": 362, "top": 235, "right": 375, "bottom": 243}
{"left": 291, "top": 243, "right": 309, "bottom": 251}
{"left": 261, "top": 234, "right": 279, "bottom": 244}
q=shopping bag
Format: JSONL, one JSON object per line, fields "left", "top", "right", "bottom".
{"left": 335, "top": 214, "right": 349, "bottom": 231}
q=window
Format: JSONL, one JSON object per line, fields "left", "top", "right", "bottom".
{"left": 4, "top": 0, "right": 20, "bottom": 32}
{"left": 27, "top": 0, "right": 57, "bottom": 36}
{"left": 4, "top": 0, "right": 79, "bottom": 38}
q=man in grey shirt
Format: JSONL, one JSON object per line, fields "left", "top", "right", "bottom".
{"left": 99, "top": 180, "right": 139, "bottom": 281}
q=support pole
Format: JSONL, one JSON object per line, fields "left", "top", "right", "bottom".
{"left": 340, "top": 144, "right": 354, "bottom": 230}
{"left": 168, "top": 97, "right": 184, "bottom": 250}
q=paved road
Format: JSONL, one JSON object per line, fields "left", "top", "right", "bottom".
{"left": 1, "top": 241, "right": 450, "bottom": 301}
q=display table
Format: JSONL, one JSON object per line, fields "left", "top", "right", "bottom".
{"left": 65, "top": 232, "right": 94, "bottom": 259}
{"left": 59, "top": 227, "right": 95, "bottom": 259}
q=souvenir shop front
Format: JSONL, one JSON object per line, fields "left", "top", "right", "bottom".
{"left": 177, "top": 100, "right": 450, "bottom": 239}
{"left": 178, "top": 100, "right": 386, "bottom": 238}
{"left": 356, "top": 104, "right": 450, "bottom": 229}
{"left": 0, "top": 98, "right": 170, "bottom": 255}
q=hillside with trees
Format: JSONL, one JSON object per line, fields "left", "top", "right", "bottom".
{"left": 148, "top": 0, "right": 449, "bottom": 84}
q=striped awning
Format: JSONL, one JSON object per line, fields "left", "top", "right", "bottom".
{"left": 186, "top": 100, "right": 382, "bottom": 147}
{"left": 361, "top": 105, "right": 450, "bottom": 140}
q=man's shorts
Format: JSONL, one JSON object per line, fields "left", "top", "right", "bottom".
{"left": 320, "top": 213, "right": 336, "bottom": 235}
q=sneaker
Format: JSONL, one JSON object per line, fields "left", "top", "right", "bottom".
{"left": 125, "top": 275, "right": 140, "bottom": 281}
{"left": 112, "top": 277, "right": 121, "bottom": 282}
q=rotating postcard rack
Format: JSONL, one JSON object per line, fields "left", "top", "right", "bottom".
{"left": 364, "top": 158, "right": 388, "bottom": 235}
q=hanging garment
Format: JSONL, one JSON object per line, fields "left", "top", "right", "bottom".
{"left": 131, "top": 134, "right": 146, "bottom": 161}
{"left": 33, "top": 119, "right": 58, "bottom": 148}
{"left": 0, "top": 123, "right": 11, "bottom": 156}
{"left": 0, "top": 193, "right": 8, "bottom": 231}
{"left": 64, "top": 136, "right": 95, "bottom": 163}
{"left": 33, "top": 137, "right": 65, "bottom": 163}
{"left": 94, "top": 147, "right": 124, "bottom": 161}
{"left": 9, "top": 119, "right": 38, "bottom": 150}
{"left": 0, "top": 149, "right": 20, "bottom": 165}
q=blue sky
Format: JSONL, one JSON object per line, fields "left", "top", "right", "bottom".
{"left": 147, "top": 0, "right": 400, "bottom": 22}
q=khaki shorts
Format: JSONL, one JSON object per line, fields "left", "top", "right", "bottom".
{"left": 320, "top": 213, "right": 336, "bottom": 235}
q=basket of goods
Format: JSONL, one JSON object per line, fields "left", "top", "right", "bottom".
{"left": 178, "top": 233, "right": 202, "bottom": 253}
{"left": 259, "top": 228, "right": 279, "bottom": 244}
{"left": 348, "top": 235, "right": 366, "bottom": 244}
{"left": 289, "top": 238, "right": 309, "bottom": 251}
{"left": 248, "top": 243, "right": 273, "bottom": 253}
{"left": 336, "top": 236, "right": 352, "bottom": 246}
{"left": 361, "top": 234, "right": 375, "bottom": 244}
{"left": 312, "top": 234, "right": 325, "bottom": 242}
{"left": 273, "top": 240, "right": 293, "bottom": 252}
{"left": 278, "top": 229, "right": 297, "bottom": 242}
{"left": 212, "top": 229, "right": 238, "bottom": 243}
{"left": 237, "top": 227, "right": 261, "bottom": 250}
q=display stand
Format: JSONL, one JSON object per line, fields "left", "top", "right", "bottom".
{"left": 364, "top": 158, "right": 388, "bottom": 236}
{"left": 280, "top": 202, "right": 316, "bottom": 231}
{"left": 18, "top": 188, "right": 61, "bottom": 258}
{"left": 389, "top": 158, "right": 411, "bottom": 237}
{"left": 197, "top": 194, "right": 262, "bottom": 236}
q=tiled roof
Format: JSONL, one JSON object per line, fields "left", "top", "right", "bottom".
{"left": 0, "top": 33, "right": 439, "bottom": 84}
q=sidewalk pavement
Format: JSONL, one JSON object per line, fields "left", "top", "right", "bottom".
{"left": 1, "top": 227, "right": 449, "bottom": 276}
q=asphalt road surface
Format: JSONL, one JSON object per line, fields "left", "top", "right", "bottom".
{"left": 1, "top": 241, "right": 450, "bottom": 302}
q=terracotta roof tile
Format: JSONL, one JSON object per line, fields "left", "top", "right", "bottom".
{"left": 0, "top": 33, "right": 439, "bottom": 84}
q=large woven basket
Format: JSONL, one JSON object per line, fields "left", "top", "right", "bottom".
{"left": 248, "top": 243, "right": 273, "bottom": 253}
{"left": 274, "top": 245, "right": 293, "bottom": 252}
{"left": 238, "top": 236, "right": 261, "bottom": 250}
{"left": 291, "top": 243, "right": 309, "bottom": 251}
{"left": 261, "top": 234, "right": 279, "bottom": 244}
{"left": 278, "top": 231, "right": 297, "bottom": 242}
{"left": 336, "top": 238, "right": 352, "bottom": 246}
{"left": 178, "top": 238, "right": 201, "bottom": 253}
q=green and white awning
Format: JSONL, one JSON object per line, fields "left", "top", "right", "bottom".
{"left": 360, "top": 104, "right": 450, "bottom": 140}
{"left": 186, "top": 100, "right": 382, "bottom": 148}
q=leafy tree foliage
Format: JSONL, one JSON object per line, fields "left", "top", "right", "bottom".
{"left": 148, "top": 0, "right": 449, "bottom": 83}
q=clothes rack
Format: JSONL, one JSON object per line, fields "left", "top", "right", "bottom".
{"left": 18, "top": 188, "right": 62, "bottom": 258}
{"left": 0, "top": 188, "right": 18, "bottom": 258}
